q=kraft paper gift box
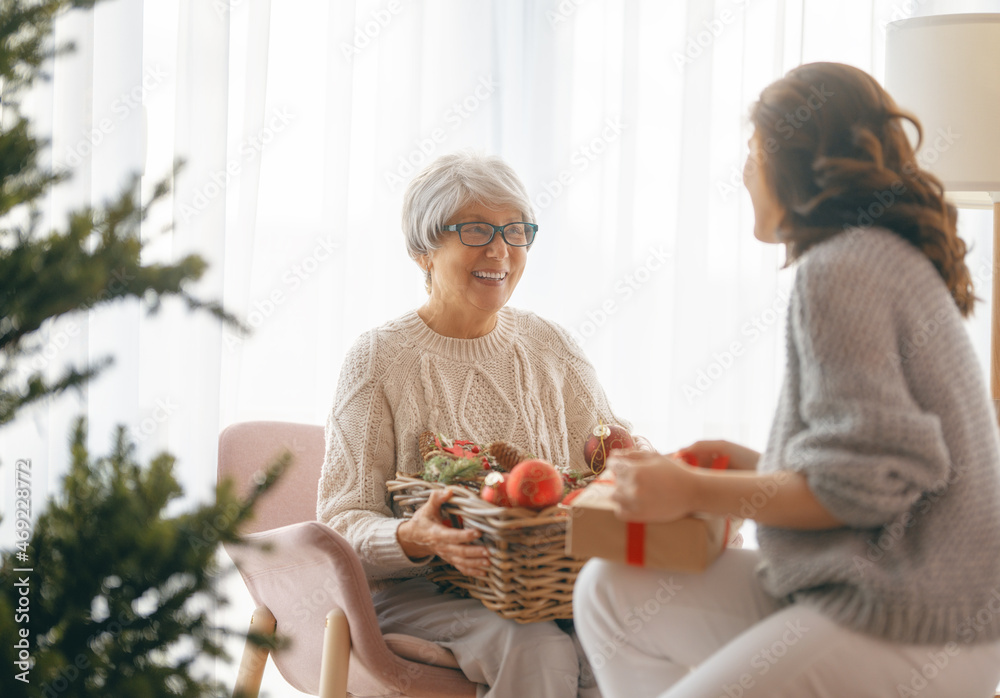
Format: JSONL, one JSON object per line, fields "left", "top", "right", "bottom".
{"left": 566, "top": 482, "right": 731, "bottom": 572}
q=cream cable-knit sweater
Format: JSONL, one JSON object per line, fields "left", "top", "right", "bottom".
{"left": 757, "top": 227, "right": 1000, "bottom": 645}
{"left": 317, "top": 306, "right": 629, "bottom": 592}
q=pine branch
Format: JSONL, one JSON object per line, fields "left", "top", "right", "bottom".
{"left": 0, "top": 417, "right": 289, "bottom": 697}
{"left": 0, "top": 0, "right": 250, "bottom": 427}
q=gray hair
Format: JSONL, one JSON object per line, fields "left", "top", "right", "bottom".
{"left": 401, "top": 151, "right": 536, "bottom": 270}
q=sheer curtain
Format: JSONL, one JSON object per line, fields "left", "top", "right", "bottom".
{"left": 7, "top": 0, "right": 999, "bottom": 691}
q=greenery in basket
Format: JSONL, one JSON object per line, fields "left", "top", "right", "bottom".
{"left": 421, "top": 454, "right": 486, "bottom": 484}
{"left": 0, "top": 1, "right": 278, "bottom": 695}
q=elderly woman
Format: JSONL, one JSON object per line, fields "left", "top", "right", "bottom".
{"left": 316, "top": 150, "right": 628, "bottom": 697}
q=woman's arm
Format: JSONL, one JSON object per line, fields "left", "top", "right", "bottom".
{"left": 609, "top": 450, "right": 843, "bottom": 529}
{"left": 319, "top": 332, "right": 493, "bottom": 578}
{"left": 674, "top": 439, "right": 761, "bottom": 471}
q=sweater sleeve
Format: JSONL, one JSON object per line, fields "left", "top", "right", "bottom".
{"left": 783, "top": 251, "right": 953, "bottom": 528}
{"left": 316, "top": 331, "right": 431, "bottom": 575}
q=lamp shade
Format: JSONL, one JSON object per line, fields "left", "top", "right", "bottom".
{"left": 885, "top": 14, "right": 1000, "bottom": 203}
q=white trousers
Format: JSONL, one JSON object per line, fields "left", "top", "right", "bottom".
{"left": 573, "top": 550, "right": 1000, "bottom": 698}
{"left": 372, "top": 576, "right": 601, "bottom": 698}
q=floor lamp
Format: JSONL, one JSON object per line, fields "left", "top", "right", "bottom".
{"left": 885, "top": 13, "right": 1000, "bottom": 415}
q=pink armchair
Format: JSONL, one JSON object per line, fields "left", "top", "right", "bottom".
{"left": 218, "top": 421, "right": 477, "bottom": 697}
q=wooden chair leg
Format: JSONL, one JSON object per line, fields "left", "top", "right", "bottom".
{"left": 318, "top": 608, "right": 351, "bottom": 698}
{"left": 233, "top": 605, "right": 276, "bottom": 698}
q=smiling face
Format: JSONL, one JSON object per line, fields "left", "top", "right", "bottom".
{"left": 743, "top": 131, "right": 786, "bottom": 244}
{"left": 418, "top": 200, "right": 528, "bottom": 336}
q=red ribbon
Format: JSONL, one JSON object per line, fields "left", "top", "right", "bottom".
{"left": 626, "top": 522, "right": 645, "bottom": 566}
{"left": 676, "top": 451, "right": 730, "bottom": 470}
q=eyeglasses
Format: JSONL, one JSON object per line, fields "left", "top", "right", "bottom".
{"left": 442, "top": 222, "right": 538, "bottom": 247}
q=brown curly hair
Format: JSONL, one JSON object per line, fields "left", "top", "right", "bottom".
{"left": 749, "top": 62, "right": 974, "bottom": 316}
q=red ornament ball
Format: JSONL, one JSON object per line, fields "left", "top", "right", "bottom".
{"left": 506, "top": 460, "right": 564, "bottom": 510}
{"left": 584, "top": 424, "right": 634, "bottom": 473}
{"left": 480, "top": 472, "right": 512, "bottom": 507}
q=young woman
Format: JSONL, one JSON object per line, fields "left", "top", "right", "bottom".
{"left": 574, "top": 62, "right": 1000, "bottom": 697}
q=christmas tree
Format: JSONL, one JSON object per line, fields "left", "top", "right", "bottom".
{"left": 0, "top": 421, "right": 287, "bottom": 697}
{"left": 0, "top": 1, "right": 283, "bottom": 695}
{"left": 0, "top": 0, "right": 235, "bottom": 424}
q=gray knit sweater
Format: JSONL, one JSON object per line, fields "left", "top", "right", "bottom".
{"left": 756, "top": 227, "right": 1000, "bottom": 645}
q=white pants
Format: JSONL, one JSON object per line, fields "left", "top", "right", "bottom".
{"left": 373, "top": 576, "right": 601, "bottom": 698}
{"left": 573, "top": 550, "right": 1000, "bottom": 698}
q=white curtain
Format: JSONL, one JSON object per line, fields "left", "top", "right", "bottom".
{"left": 7, "top": 0, "right": 999, "bottom": 691}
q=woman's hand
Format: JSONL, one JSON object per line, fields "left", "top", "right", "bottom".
{"left": 396, "top": 489, "right": 491, "bottom": 577}
{"left": 675, "top": 440, "right": 761, "bottom": 471}
{"left": 608, "top": 450, "right": 699, "bottom": 523}
{"left": 611, "top": 448, "right": 843, "bottom": 530}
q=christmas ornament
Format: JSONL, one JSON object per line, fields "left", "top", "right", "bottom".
{"left": 506, "top": 459, "right": 564, "bottom": 510}
{"left": 480, "top": 472, "right": 512, "bottom": 507}
{"left": 584, "top": 424, "right": 635, "bottom": 474}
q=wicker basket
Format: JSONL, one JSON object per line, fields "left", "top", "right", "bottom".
{"left": 387, "top": 475, "right": 585, "bottom": 624}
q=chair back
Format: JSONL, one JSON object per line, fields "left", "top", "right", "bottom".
{"left": 218, "top": 421, "right": 325, "bottom": 532}
{"left": 218, "top": 421, "right": 478, "bottom": 697}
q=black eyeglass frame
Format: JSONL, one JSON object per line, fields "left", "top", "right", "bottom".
{"left": 441, "top": 222, "right": 538, "bottom": 247}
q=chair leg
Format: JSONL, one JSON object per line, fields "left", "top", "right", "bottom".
{"left": 233, "top": 605, "right": 277, "bottom": 698}
{"left": 318, "top": 608, "right": 351, "bottom": 698}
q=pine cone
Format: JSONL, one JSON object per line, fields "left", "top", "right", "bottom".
{"left": 418, "top": 431, "right": 438, "bottom": 461}
{"left": 486, "top": 440, "right": 528, "bottom": 472}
